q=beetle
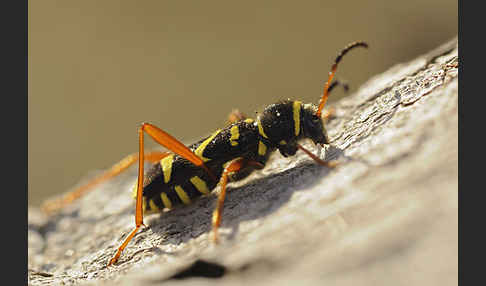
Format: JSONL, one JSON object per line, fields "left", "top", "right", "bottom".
{"left": 41, "top": 41, "right": 368, "bottom": 266}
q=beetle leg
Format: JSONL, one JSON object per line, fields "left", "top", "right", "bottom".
{"left": 212, "top": 158, "right": 264, "bottom": 243}
{"left": 41, "top": 151, "right": 169, "bottom": 215}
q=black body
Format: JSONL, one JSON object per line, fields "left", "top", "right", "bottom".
{"left": 140, "top": 99, "right": 329, "bottom": 214}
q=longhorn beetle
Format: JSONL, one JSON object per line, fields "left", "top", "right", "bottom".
{"left": 42, "top": 41, "right": 368, "bottom": 266}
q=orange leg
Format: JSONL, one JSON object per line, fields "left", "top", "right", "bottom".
{"left": 108, "top": 122, "right": 215, "bottom": 266}
{"left": 41, "top": 151, "right": 170, "bottom": 215}
{"left": 141, "top": 123, "right": 217, "bottom": 181}
{"left": 212, "top": 158, "right": 264, "bottom": 243}
{"left": 211, "top": 149, "right": 332, "bottom": 243}
{"left": 297, "top": 143, "right": 338, "bottom": 168}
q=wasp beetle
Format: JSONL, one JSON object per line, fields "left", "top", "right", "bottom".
{"left": 42, "top": 41, "right": 368, "bottom": 266}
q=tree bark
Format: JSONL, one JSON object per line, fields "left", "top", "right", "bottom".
{"left": 29, "top": 38, "right": 458, "bottom": 286}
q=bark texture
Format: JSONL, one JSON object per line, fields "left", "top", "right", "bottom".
{"left": 29, "top": 38, "right": 458, "bottom": 286}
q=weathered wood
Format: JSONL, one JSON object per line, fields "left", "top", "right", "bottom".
{"left": 28, "top": 38, "right": 458, "bottom": 286}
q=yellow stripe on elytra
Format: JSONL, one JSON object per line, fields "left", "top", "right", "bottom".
{"left": 190, "top": 176, "right": 210, "bottom": 195}
{"left": 160, "top": 192, "right": 172, "bottom": 209}
{"left": 194, "top": 129, "right": 221, "bottom": 162}
{"left": 174, "top": 185, "right": 191, "bottom": 205}
{"left": 230, "top": 125, "right": 240, "bottom": 146}
{"left": 293, "top": 101, "right": 302, "bottom": 136}
{"left": 149, "top": 199, "right": 159, "bottom": 212}
{"left": 160, "top": 154, "right": 175, "bottom": 183}
{"left": 257, "top": 117, "right": 269, "bottom": 139}
{"left": 244, "top": 118, "right": 254, "bottom": 124}
{"left": 258, "top": 141, "right": 267, "bottom": 156}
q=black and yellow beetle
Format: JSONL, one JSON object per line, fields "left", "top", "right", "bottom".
{"left": 42, "top": 41, "right": 368, "bottom": 266}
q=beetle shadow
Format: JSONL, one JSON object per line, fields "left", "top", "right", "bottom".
{"left": 145, "top": 146, "right": 345, "bottom": 248}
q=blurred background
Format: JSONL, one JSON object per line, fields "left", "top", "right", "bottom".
{"left": 28, "top": 0, "right": 457, "bottom": 206}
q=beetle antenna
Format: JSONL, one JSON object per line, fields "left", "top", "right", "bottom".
{"left": 316, "top": 41, "right": 368, "bottom": 118}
